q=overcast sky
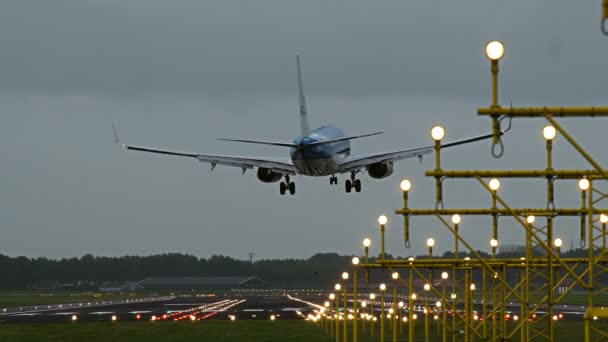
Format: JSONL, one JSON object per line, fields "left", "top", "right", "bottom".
{"left": 0, "top": 1, "right": 607, "bottom": 260}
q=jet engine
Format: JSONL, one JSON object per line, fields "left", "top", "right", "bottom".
{"left": 256, "top": 168, "right": 283, "bottom": 183}
{"left": 367, "top": 162, "right": 394, "bottom": 179}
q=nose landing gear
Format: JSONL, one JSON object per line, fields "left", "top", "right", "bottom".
{"left": 280, "top": 175, "right": 296, "bottom": 195}
{"left": 329, "top": 175, "right": 338, "bottom": 185}
{"left": 345, "top": 172, "right": 361, "bottom": 193}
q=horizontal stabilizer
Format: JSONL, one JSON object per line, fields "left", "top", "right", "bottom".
{"left": 217, "top": 138, "right": 298, "bottom": 148}
{"left": 306, "top": 132, "right": 383, "bottom": 147}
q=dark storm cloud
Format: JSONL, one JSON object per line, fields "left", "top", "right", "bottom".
{"left": 0, "top": 1, "right": 606, "bottom": 102}
{"left": 0, "top": 1, "right": 607, "bottom": 259}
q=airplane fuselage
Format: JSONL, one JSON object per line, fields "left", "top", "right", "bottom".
{"left": 290, "top": 125, "right": 350, "bottom": 176}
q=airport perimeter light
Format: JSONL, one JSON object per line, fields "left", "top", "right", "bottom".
{"left": 485, "top": 41, "right": 505, "bottom": 61}
{"left": 431, "top": 126, "right": 445, "bottom": 141}
{"left": 543, "top": 126, "right": 557, "bottom": 140}
{"left": 489, "top": 178, "right": 501, "bottom": 191}
{"left": 400, "top": 179, "right": 412, "bottom": 192}
{"left": 427, "top": 237, "right": 435, "bottom": 258}
{"left": 378, "top": 215, "right": 388, "bottom": 259}
{"left": 579, "top": 178, "right": 590, "bottom": 191}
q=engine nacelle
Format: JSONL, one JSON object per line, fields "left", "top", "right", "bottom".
{"left": 256, "top": 168, "right": 283, "bottom": 183}
{"left": 367, "top": 162, "right": 394, "bottom": 179}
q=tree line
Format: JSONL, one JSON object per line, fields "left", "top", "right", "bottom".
{"left": 0, "top": 248, "right": 601, "bottom": 290}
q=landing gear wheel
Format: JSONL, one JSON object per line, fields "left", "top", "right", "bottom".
{"left": 280, "top": 182, "right": 286, "bottom": 195}
{"left": 345, "top": 180, "right": 352, "bottom": 193}
{"left": 330, "top": 176, "right": 338, "bottom": 185}
{"left": 354, "top": 179, "right": 361, "bottom": 192}
{"left": 289, "top": 182, "right": 296, "bottom": 195}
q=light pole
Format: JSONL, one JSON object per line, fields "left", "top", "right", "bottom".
{"left": 424, "top": 283, "right": 431, "bottom": 342}
{"left": 451, "top": 214, "right": 461, "bottom": 259}
{"left": 441, "top": 272, "right": 449, "bottom": 342}
{"left": 400, "top": 179, "right": 412, "bottom": 247}
{"left": 600, "top": 214, "right": 608, "bottom": 248}
{"left": 579, "top": 179, "right": 590, "bottom": 246}
{"left": 361, "top": 300, "right": 367, "bottom": 333}
{"left": 329, "top": 293, "right": 336, "bottom": 337}
{"left": 490, "top": 238, "right": 499, "bottom": 258}
{"left": 431, "top": 126, "right": 445, "bottom": 206}
{"left": 370, "top": 293, "right": 376, "bottom": 337}
{"left": 427, "top": 238, "right": 435, "bottom": 259}
{"left": 485, "top": 40, "right": 505, "bottom": 147}
{"left": 363, "top": 238, "right": 371, "bottom": 284}
{"left": 392, "top": 272, "right": 399, "bottom": 342}
{"left": 380, "top": 283, "right": 387, "bottom": 342}
{"left": 489, "top": 178, "right": 501, "bottom": 257}
{"left": 334, "top": 285, "right": 341, "bottom": 342}
{"left": 342, "top": 272, "right": 349, "bottom": 342}
{"left": 324, "top": 301, "right": 330, "bottom": 333}
{"left": 398, "top": 301, "right": 405, "bottom": 333}
{"left": 378, "top": 215, "right": 388, "bottom": 259}
{"left": 352, "top": 257, "right": 360, "bottom": 342}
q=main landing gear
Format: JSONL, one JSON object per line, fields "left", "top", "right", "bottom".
{"left": 345, "top": 172, "right": 361, "bottom": 193}
{"left": 279, "top": 175, "right": 296, "bottom": 195}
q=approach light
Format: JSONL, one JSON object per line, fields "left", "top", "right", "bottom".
{"left": 111, "top": 315, "right": 117, "bottom": 322}
{"left": 579, "top": 179, "right": 590, "bottom": 191}
{"left": 426, "top": 238, "right": 435, "bottom": 248}
{"left": 400, "top": 179, "right": 412, "bottom": 192}
{"left": 424, "top": 284, "right": 431, "bottom": 291}
{"left": 451, "top": 214, "right": 461, "bottom": 225}
{"left": 554, "top": 238, "right": 563, "bottom": 248}
{"left": 71, "top": 315, "right": 77, "bottom": 322}
{"left": 398, "top": 301, "right": 404, "bottom": 308}
{"left": 411, "top": 293, "right": 417, "bottom": 300}
{"left": 324, "top": 301, "right": 330, "bottom": 308}
{"left": 543, "top": 126, "right": 557, "bottom": 141}
{"left": 380, "top": 283, "right": 386, "bottom": 291}
{"left": 335, "top": 284, "right": 341, "bottom": 291}
{"left": 431, "top": 126, "right": 446, "bottom": 141}
{"left": 342, "top": 272, "right": 349, "bottom": 280}
{"left": 526, "top": 215, "right": 536, "bottom": 224}
{"left": 489, "top": 178, "right": 501, "bottom": 191}
{"left": 441, "top": 272, "right": 449, "bottom": 280}
{"left": 361, "top": 301, "right": 367, "bottom": 308}
{"left": 370, "top": 293, "right": 376, "bottom": 300}
{"left": 352, "top": 257, "right": 360, "bottom": 265}
{"left": 436, "top": 301, "right": 442, "bottom": 308}
{"left": 601, "top": 214, "right": 608, "bottom": 224}
{"left": 190, "top": 315, "right": 196, "bottom": 321}
{"left": 270, "top": 315, "right": 276, "bottom": 321}
{"left": 392, "top": 272, "right": 399, "bottom": 280}
{"left": 485, "top": 41, "right": 505, "bottom": 61}
{"left": 490, "top": 238, "right": 499, "bottom": 248}
{"left": 329, "top": 293, "right": 335, "bottom": 300}
{"left": 378, "top": 215, "right": 388, "bottom": 226}
{"left": 363, "top": 238, "right": 371, "bottom": 247}
{"left": 470, "top": 284, "right": 476, "bottom": 291}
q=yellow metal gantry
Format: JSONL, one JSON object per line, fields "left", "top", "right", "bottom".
{"left": 311, "top": 42, "right": 608, "bottom": 342}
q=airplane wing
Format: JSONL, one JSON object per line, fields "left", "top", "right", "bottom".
{"left": 338, "top": 146, "right": 433, "bottom": 173}
{"left": 338, "top": 132, "right": 496, "bottom": 174}
{"left": 121, "top": 144, "right": 297, "bottom": 175}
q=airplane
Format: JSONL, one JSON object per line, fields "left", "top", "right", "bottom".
{"left": 114, "top": 56, "right": 498, "bottom": 195}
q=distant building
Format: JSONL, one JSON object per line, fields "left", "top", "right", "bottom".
{"left": 99, "top": 282, "right": 145, "bottom": 292}
{"left": 136, "top": 276, "right": 267, "bottom": 290}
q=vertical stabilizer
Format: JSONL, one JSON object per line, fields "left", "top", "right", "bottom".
{"left": 297, "top": 55, "right": 311, "bottom": 137}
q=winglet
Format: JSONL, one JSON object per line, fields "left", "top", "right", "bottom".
{"left": 111, "top": 120, "right": 125, "bottom": 148}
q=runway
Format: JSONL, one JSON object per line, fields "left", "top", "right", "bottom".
{"left": 0, "top": 293, "right": 313, "bottom": 323}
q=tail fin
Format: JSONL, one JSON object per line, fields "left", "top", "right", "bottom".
{"left": 297, "top": 55, "right": 311, "bottom": 137}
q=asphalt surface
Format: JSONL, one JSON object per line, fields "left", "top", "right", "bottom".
{"left": 0, "top": 293, "right": 312, "bottom": 324}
